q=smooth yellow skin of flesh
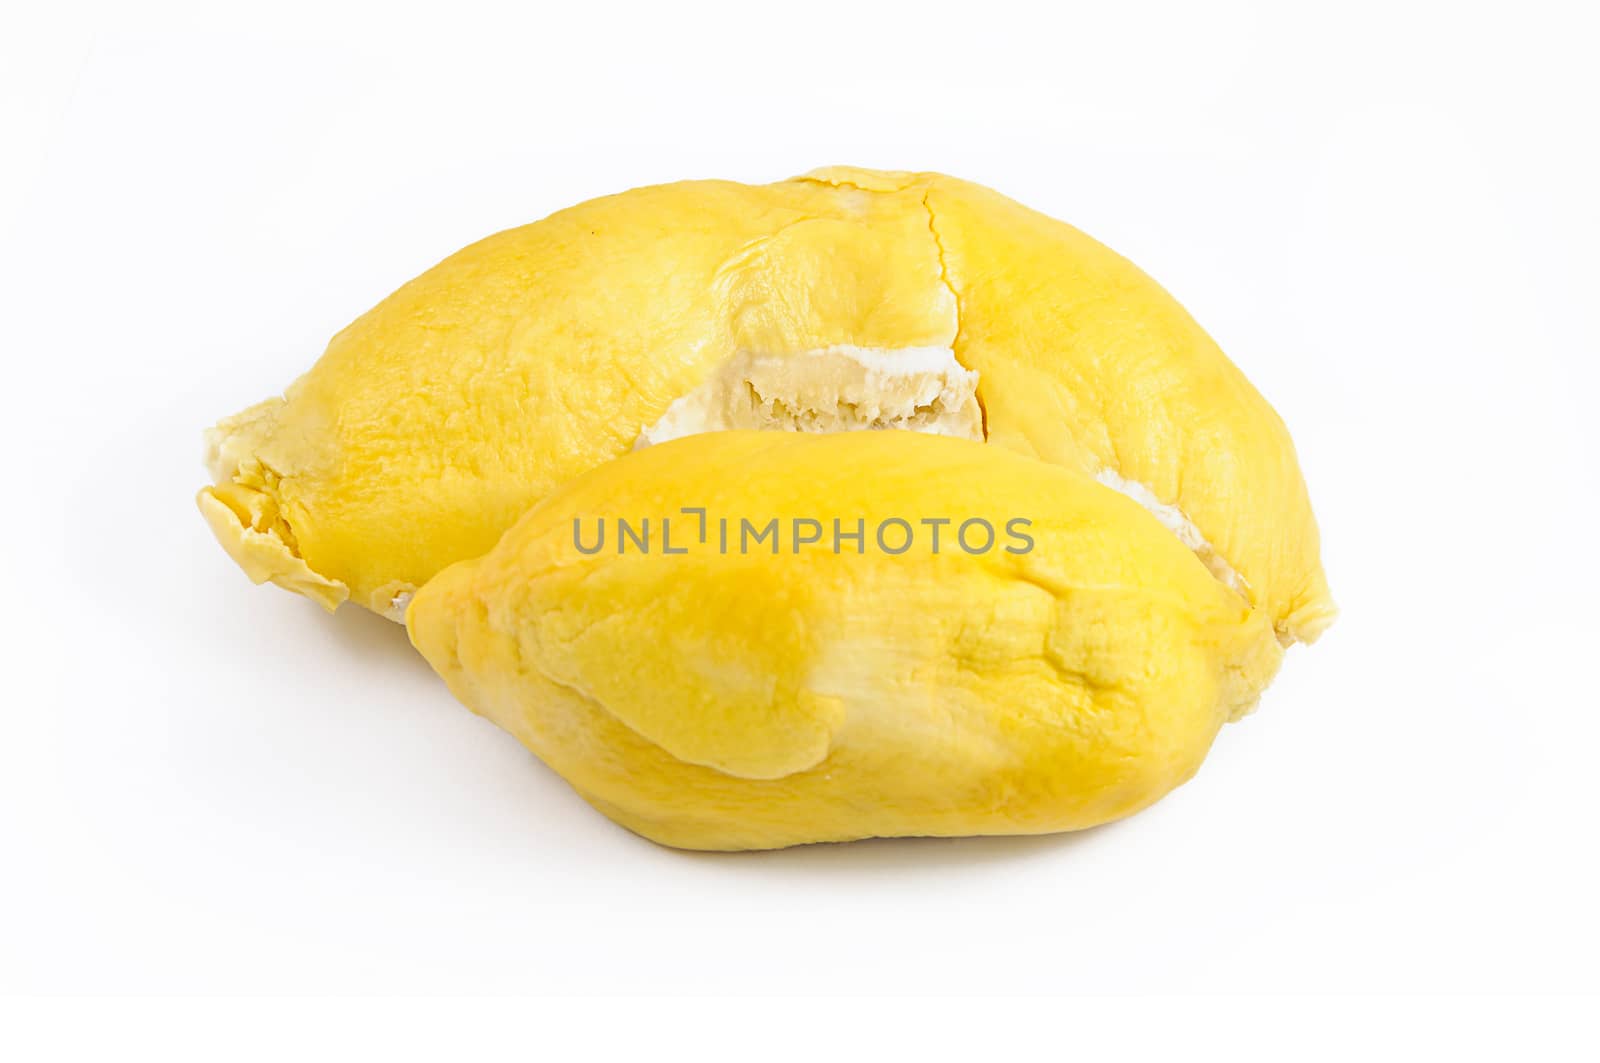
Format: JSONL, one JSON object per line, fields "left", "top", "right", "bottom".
{"left": 198, "top": 166, "right": 1334, "bottom": 643}
{"left": 406, "top": 431, "right": 1284, "bottom": 851}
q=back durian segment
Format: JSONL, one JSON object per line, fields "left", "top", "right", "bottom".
{"left": 200, "top": 166, "right": 1333, "bottom": 644}
{"left": 406, "top": 431, "right": 1285, "bottom": 851}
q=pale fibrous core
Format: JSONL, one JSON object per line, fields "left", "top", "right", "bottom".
{"left": 635, "top": 346, "right": 983, "bottom": 448}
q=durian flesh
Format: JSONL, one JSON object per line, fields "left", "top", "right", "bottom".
{"left": 198, "top": 166, "right": 1335, "bottom": 646}
{"left": 635, "top": 345, "right": 982, "bottom": 446}
{"left": 406, "top": 431, "right": 1285, "bottom": 851}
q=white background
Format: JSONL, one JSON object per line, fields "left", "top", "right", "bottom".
{"left": 3, "top": 0, "right": 1597, "bottom": 1030}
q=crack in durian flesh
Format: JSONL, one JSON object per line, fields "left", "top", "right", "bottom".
{"left": 636, "top": 345, "right": 1248, "bottom": 601}
{"left": 1094, "top": 469, "right": 1250, "bottom": 600}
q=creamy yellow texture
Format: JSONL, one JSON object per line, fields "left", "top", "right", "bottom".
{"left": 407, "top": 431, "right": 1284, "bottom": 850}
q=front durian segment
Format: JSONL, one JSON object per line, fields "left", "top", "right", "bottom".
{"left": 406, "top": 431, "right": 1284, "bottom": 851}
{"left": 198, "top": 166, "right": 1334, "bottom": 645}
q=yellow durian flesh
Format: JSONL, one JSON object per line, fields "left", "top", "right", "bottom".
{"left": 907, "top": 169, "right": 1336, "bottom": 643}
{"left": 406, "top": 431, "right": 1283, "bottom": 851}
{"left": 200, "top": 166, "right": 1333, "bottom": 644}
